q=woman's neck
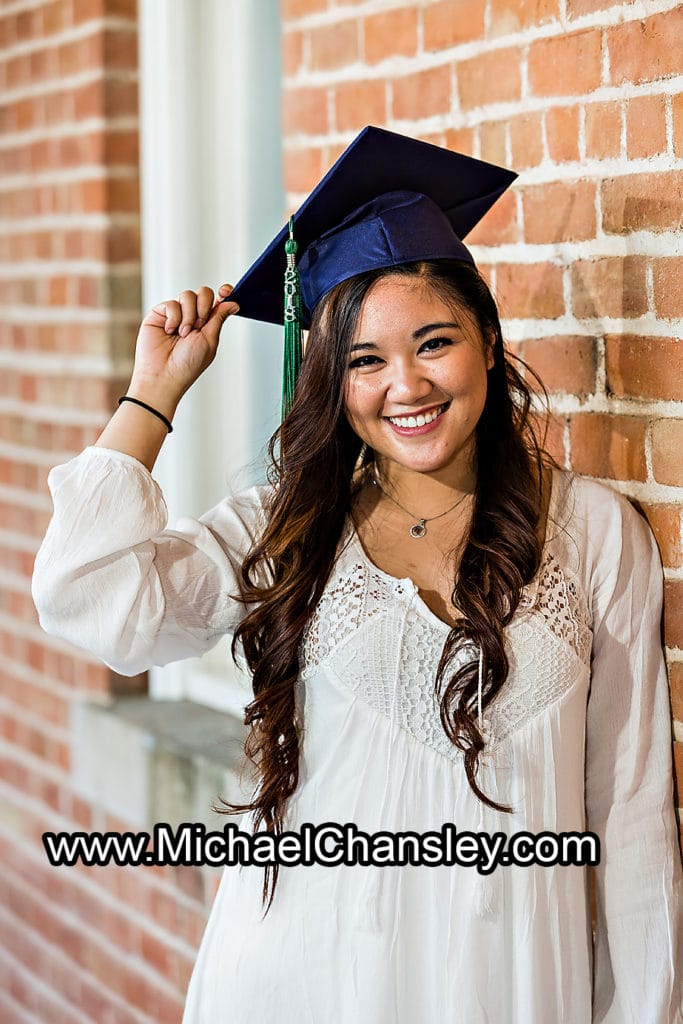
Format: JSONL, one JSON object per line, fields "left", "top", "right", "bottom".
{"left": 372, "top": 458, "right": 477, "bottom": 516}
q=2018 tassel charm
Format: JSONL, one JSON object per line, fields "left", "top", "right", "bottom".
{"left": 282, "top": 216, "right": 302, "bottom": 420}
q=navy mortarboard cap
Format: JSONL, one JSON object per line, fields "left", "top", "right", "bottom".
{"left": 227, "top": 126, "right": 517, "bottom": 417}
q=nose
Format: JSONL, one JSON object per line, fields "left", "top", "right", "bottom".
{"left": 385, "top": 357, "right": 434, "bottom": 405}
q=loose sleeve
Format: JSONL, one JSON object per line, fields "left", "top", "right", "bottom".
{"left": 585, "top": 492, "right": 683, "bottom": 1023}
{"left": 31, "top": 446, "right": 272, "bottom": 676}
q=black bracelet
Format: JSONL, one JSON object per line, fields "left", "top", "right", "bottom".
{"left": 118, "top": 396, "right": 174, "bottom": 433}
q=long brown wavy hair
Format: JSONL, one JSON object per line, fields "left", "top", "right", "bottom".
{"left": 215, "top": 259, "right": 556, "bottom": 915}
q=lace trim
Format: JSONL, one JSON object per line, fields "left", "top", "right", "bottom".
{"left": 298, "top": 549, "right": 592, "bottom": 760}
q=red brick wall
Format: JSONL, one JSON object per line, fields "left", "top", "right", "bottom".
{"left": 0, "top": 2, "right": 209, "bottom": 1020}
{"left": 281, "top": 0, "right": 683, "bottom": 837}
{"left": 3, "top": 0, "right": 681, "bottom": 1018}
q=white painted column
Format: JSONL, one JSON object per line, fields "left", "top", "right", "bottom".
{"left": 138, "top": 0, "right": 283, "bottom": 708}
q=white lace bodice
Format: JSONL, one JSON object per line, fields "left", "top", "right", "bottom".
{"left": 299, "top": 481, "right": 593, "bottom": 759}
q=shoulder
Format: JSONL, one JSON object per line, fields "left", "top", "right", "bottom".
{"left": 553, "top": 469, "right": 654, "bottom": 552}
{"left": 197, "top": 482, "right": 276, "bottom": 550}
{"left": 549, "top": 468, "right": 662, "bottom": 613}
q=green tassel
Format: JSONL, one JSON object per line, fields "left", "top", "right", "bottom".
{"left": 282, "top": 216, "right": 302, "bottom": 421}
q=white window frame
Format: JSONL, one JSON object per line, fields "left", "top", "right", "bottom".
{"left": 138, "top": 0, "right": 284, "bottom": 713}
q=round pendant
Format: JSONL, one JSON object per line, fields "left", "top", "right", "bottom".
{"left": 410, "top": 520, "right": 427, "bottom": 539}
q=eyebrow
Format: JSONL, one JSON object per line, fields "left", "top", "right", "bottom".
{"left": 349, "top": 321, "right": 461, "bottom": 354}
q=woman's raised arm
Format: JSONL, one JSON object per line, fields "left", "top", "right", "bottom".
{"left": 30, "top": 283, "right": 265, "bottom": 676}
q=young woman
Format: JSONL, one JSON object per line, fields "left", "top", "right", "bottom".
{"left": 32, "top": 129, "right": 682, "bottom": 1022}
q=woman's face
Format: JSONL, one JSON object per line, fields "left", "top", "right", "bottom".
{"left": 343, "top": 275, "right": 494, "bottom": 482}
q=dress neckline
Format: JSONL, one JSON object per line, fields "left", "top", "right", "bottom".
{"left": 345, "top": 467, "right": 560, "bottom": 633}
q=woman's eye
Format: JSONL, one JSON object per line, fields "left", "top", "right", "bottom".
{"left": 420, "top": 337, "right": 452, "bottom": 353}
{"left": 348, "top": 355, "right": 381, "bottom": 369}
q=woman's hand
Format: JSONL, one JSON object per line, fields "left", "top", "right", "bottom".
{"left": 130, "top": 284, "right": 240, "bottom": 405}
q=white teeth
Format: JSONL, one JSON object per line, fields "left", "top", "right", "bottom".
{"left": 388, "top": 404, "right": 445, "bottom": 427}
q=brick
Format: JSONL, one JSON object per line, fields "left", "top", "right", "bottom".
{"left": 671, "top": 662, "right": 683, "bottom": 722}
{"left": 335, "top": 80, "right": 386, "bottom": 132}
{"left": 488, "top": 0, "right": 558, "bottom": 35}
{"left": 73, "top": 0, "right": 138, "bottom": 19}
{"left": 30, "top": 46, "right": 55, "bottom": 81}
{"left": 103, "top": 78, "right": 137, "bottom": 118}
{"left": 418, "top": 131, "right": 446, "bottom": 148}
{"left": 309, "top": 20, "right": 358, "bottom": 70}
{"left": 140, "top": 930, "right": 172, "bottom": 976}
{"left": 606, "top": 337, "right": 683, "bottom": 402}
{"left": 107, "top": 177, "right": 140, "bottom": 215}
{"left": 284, "top": 146, "right": 324, "bottom": 193}
{"left": 523, "top": 180, "right": 597, "bottom": 244}
{"left": 608, "top": 9, "right": 683, "bottom": 87}
{"left": 282, "top": 0, "right": 327, "bottom": 17}
{"left": 6, "top": 54, "right": 30, "bottom": 88}
{"left": 652, "top": 259, "right": 682, "bottom": 321}
{"left": 109, "top": 223, "right": 141, "bottom": 262}
{"left": 478, "top": 121, "right": 508, "bottom": 166}
{"left": 16, "top": 6, "right": 43, "bottom": 40}
{"left": 74, "top": 79, "right": 104, "bottom": 119}
{"left": 509, "top": 111, "right": 544, "bottom": 170}
{"left": 423, "top": 0, "right": 485, "bottom": 50}
{"left": 626, "top": 93, "right": 667, "bottom": 159}
{"left": 545, "top": 105, "right": 580, "bottom": 163}
{"left": 673, "top": 94, "right": 683, "bottom": 158}
{"left": 532, "top": 409, "right": 566, "bottom": 465}
{"left": 322, "top": 141, "right": 347, "bottom": 168}
{"left": 43, "top": 1, "right": 71, "bottom": 35}
{"left": 466, "top": 188, "right": 518, "bottom": 246}
{"left": 364, "top": 8, "right": 418, "bottom": 64}
{"left": 665, "top": 581, "right": 683, "bottom": 650}
{"left": 566, "top": 0, "right": 613, "bottom": 14}
{"left": 457, "top": 47, "right": 522, "bottom": 109}
{"left": 674, "top": 741, "right": 683, "bottom": 810}
{"left": 602, "top": 172, "right": 683, "bottom": 234}
{"left": 393, "top": 65, "right": 452, "bottom": 120}
{"left": 57, "top": 37, "right": 98, "bottom": 77}
{"left": 585, "top": 101, "right": 622, "bottom": 159}
{"left": 103, "top": 27, "right": 138, "bottom": 70}
{"left": 642, "top": 505, "right": 683, "bottom": 570}
{"left": 528, "top": 29, "right": 602, "bottom": 97}
{"left": 283, "top": 30, "right": 304, "bottom": 76}
{"left": 283, "top": 86, "right": 328, "bottom": 136}
{"left": 571, "top": 257, "right": 647, "bottom": 320}
{"left": 444, "top": 126, "right": 475, "bottom": 155}
{"left": 495, "top": 262, "right": 565, "bottom": 319}
{"left": 521, "top": 336, "right": 596, "bottom": 396}
{"left": 569, "top": 414, "right": 647, "bottom": 481}
{"left": 651, "top": 420, "right": 683, "bottom": 487}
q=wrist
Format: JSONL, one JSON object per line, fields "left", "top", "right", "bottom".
{"left": 126, "top": 378, "right": 180, "bottom": 423}
{"left": 118, "top": 396, "right": 173, "bottom": 434}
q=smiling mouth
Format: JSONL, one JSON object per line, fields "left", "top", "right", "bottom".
{"left": 383, "top": 401, "right": 450, "bottom": 428}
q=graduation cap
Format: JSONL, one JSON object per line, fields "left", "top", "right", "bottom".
{"left": 227, "top": 126, "right": 517, "bottom": 419}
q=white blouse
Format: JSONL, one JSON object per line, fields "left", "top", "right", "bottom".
{"left": 32, "top": 446, "right": 683, "bottom": 1023}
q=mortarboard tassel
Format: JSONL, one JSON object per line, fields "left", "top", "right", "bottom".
{"left": 282, "top": 216, "right": 302, "bottom": 420}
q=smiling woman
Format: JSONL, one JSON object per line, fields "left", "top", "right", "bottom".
{"left": 344, "top": 274, "right": 494, "bottom": 486}
{"left": 31, "top": 127, "right": 682, "bottom": 1022}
